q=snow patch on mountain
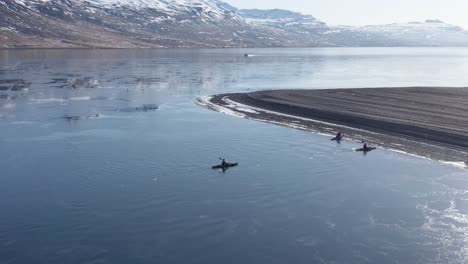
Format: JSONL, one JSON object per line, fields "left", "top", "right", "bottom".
{"left": 330, "top": 20, "right": 468, "bottom": 46}
{"left": 2, "top": 1, "right": 468, "bottom": 48}
{"left": 86, "top": 0, "right": 237, "bottom": 19}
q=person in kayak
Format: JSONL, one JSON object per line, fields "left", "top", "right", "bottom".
{"left": 363, "top": 143, "right": 368, "bottom": 151}
{"left": 221, "top": 158, "right": 227, "bottom": 166}
{"left": 336, "top": 131, "right": 342, "bottom": 138}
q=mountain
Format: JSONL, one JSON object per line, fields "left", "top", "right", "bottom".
{"left": 341, "top": 20, "right": 468, "bottom": 47}
{"left": 0, "top": 0, "right": 254, "bottom": 48}
{"left": 1, "top": 0, "right": 468, "bottom": 48}
{"left": 0, "top": 0, "right": 330, "bottom": 48}
{"left": 238, "top": 9, "right": 329, "bottom": 45}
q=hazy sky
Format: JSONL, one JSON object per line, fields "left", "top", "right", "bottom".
{"left": 226, "top": 0, "right": 468, "bottom": 29}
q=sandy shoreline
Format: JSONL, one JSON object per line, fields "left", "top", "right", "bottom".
{"left": 198, "top": 87, "right": 468, "bottom": 167}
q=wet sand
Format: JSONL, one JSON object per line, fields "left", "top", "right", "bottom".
{"left": 200, "top": 87, "right": 468, "bottom": 164}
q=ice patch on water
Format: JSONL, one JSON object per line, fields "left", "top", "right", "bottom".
{"left": 11, "top": 121, "right": 38, "bottom": 125}
{"left": 3, "top": 103, "right": 16, "bottom": 109}
{"left": 30, "top": 98, "right": 67, "bottom": 103}
{"left": 196, "top": 96, "right": 245, "bottom": 118}
{"left": 381, "top": 148, "right": 466, "bottom": 170}
{"left": 195, "top": 96, "right": 211, "bottom": 107}
{"left": 216, "top": 106, "right": 245, "bottom": 118}
{"left": 223, "top": 99, "right": 259, "bottom": 114}
{"left": 70, "top": 96, "right": 91, "bottom": 101}
{"left": 388, "top": 148, "right": 431, "bottom": 160}
{"left": 18, "top": 129, "right": 126, "bottom": 141}
{"left": 30, "top": 96, "right": 91, "bottom": 104}
{"left": 439, "top": 161, "right": 467, "bottom": 169}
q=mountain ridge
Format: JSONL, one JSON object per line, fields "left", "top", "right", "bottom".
{"left": 1, "top": 0, "right": 467, "bottom": 48}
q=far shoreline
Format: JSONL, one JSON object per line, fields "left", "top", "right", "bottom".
{"left": 3, "top": 46, "right": 468, "bottom": 51}
{"left": 197, "top": 87, "right": 468, "bottom": 167}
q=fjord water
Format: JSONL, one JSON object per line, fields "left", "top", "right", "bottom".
{"left": 1, "top": 48, "right": 468, "bottom": 264}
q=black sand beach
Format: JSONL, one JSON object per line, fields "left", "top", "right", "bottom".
{"left": 201, "top": 87, "right": 468, "bottom": 164}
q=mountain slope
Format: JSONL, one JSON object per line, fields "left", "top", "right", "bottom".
{"left": 350, "top": 20, "right": 468, "bottom": 46}
{"left": 1, "top": 0, "right": 467, "bottom": 48}
{"left": 0, "top": 0, "right": 256, "bottom": 48}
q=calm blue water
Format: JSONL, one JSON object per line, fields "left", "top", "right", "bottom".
{"left": 1, "top": 48, "right": 468, "bottom": 264}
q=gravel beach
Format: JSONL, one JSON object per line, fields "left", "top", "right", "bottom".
{"left": 201, "top": 87, "right": 468, "bottom": 164}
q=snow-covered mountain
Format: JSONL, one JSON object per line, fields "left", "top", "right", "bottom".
{"left": 0, "top": 0, "right": 263, "bottom": 48}
{"left": 236, "top": 9, "right": 330, "bottom": 46}
{"left": 87, "top": 0, "right": 240, "bottom": 21}
{"left": 348, "top": 20, "right": 468, "bottom": 46}
{"left": 1, "top": 0, "right": 468, "bottom": 48}
{"left": 240, "top": 9, "right": 327, "bottom": 31}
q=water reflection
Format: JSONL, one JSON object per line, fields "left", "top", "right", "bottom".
{"left": 1, "top": 48, "right": 468, "bottom": 264}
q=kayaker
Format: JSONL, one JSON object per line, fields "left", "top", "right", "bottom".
{"left": 363, "top": 143, "right": 368, "bottom": 151}
{"left": 336, "top": 131, "right": 342, "bottom": 138}
{"left": 221, "top": 158, "right": 227, "bottom": 166}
